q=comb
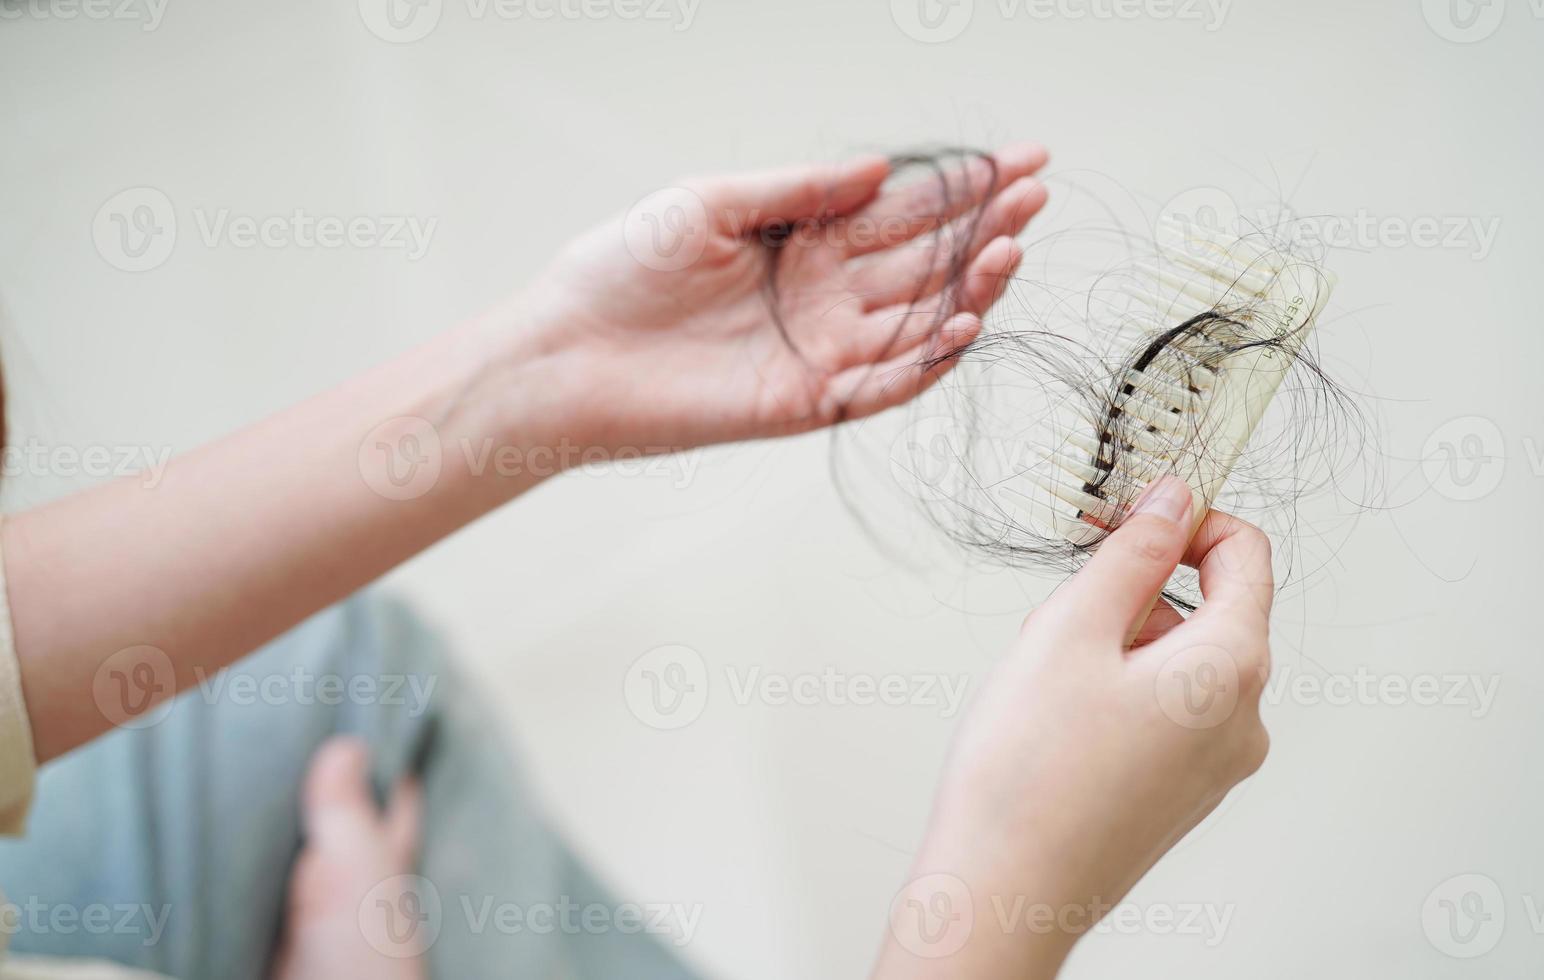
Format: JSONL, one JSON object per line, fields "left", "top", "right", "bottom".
{"left": 1021, "top": 223, "right": 1336, "bottom": 639}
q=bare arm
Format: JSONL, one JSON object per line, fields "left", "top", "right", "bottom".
{"left": 5, "top": 144, "right": 1048, "bottom": 762}
{"left": 872, "top": 481, "right": 1275, "bottom": 979}
{"left": 6, "top": 319, "right": 559, "bottom": 761}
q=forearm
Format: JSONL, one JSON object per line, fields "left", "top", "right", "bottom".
{"left": 6, "top": 314, "right": 567, "bottom": 762}
{"left": 875, "top": 494, "right": 1274, "bottom": 980}
{"left": 871, "top": 791, "right": 1079, "bottom": 980}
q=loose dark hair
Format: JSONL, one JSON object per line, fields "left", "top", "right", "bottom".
{"left": 760, "top": 150, "right": 1374, "bottom": 611}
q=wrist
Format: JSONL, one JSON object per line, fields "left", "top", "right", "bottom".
{"left": 884, "top": 760, "right": 1130, "bottom": 978}
{"left": 885, "top": 818, "right": 1078, "bottom": 980}
{"left": 439, "top": 294, "right": 600, "bottom": 482}
{"left": 456, "top": 285, "right": 701, "bottom": 463}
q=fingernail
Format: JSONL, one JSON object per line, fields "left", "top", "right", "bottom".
{"left": 845, "top": 154, "right": 890, "bottom": 179}
{"left": 996, "top": 142, "right": 1049, "bottom": 172}
{"left": 1130, "top": 475, "right": 1192, "bottom": 526}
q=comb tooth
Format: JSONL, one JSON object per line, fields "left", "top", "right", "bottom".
{"left": 996, "top": 484, "right": 1102, "bottom": 546}
{"left": 1152, "top": 349, "right": 1219, "bottom": 390}
{"left": 1126, "top": 281, "right": 1215, "bottom": 325}
{"left": 1157, "top": 215, "right": 1230, "bottom": 247}
{"left": 1115, "top": 279, "right": 1197, "bottom": 307}
{"left": 1116, "top": 283, "right": 1163, "bottom": 310}
{"left": 1144, "top": 370, "right": 1211, "bottom": 401}
{"left": 1157, "top": 220, "right": 1287, "bottom": 273}
{"left": 1154, "top": 225, "right": 1294, "bottom": 310}
{"left": 1114, "top": 285, "right": 1178, "bottom": 320}
{"left": 1068, "top": 406, "right": 1172, "bottom": 457}
{"left": 1117, "top": 285, "right": 1185, "bottom": 324}
{"left": 1022, "top": 469, "right": 1123, "bottom": 527}
{"left": 1158, "top": 233, "right": 1250, "bottom": 271}
{"left": 1119, "top": 421, "right": 1179, "bottom": 457}
{"left": 1114, "top": 390, "right": 1185, "bottom": 436}
{"left": 1069, "top": 411, "right": 1170, "bottom": 468}
{"left": 1065, "top": 429, "right": 1104, "bottom": 458}
{"left": 1040, "top": 442, "right": 1148, "bottom": 509}
{"left": 1165, "top": 247, "right": 1273, "bottom": 299}
{"left": 1066, "top": 430, "right": 1118, "bottom": 473}
{"left": 1134, "top": 262, "right": 1223, "bottom": 308}
{"left": 1103, "top": 473, "right": 1156, "bottom": 512}
{"left": 1034, "top": 445, "right": 1103, "bottom": 486}
{"left": 1115, "top": 451, "right": 1167, "bottom": 483}
{"left": 1054, "top": 515, "right": 1109, "bottom": 548}
{"left": 1121, "top": 377, "right": 1194, "bottom": 415}
{"left": 1066, "top": 429, "right": 1118, "bottom": 471}
{"left": 1067, "top": 429, "right": 1168, "bottom": 485}
{"left": 1126, "top": 368, "right": 1198, "bottom": 411}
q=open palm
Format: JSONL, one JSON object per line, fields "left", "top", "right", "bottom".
{"left": 523, "top": 144, "right": 1049, "bottom": 452}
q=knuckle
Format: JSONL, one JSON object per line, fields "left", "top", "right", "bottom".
{"left": 1234, "top": 517, "right": 1267, "bottom": 539}
{"left": 1237, "top": 650, "right": 1269, "bottom": 700}
{"left": 907, "top": 179, "right": 947, "bottom": 216}
{"left": 1236, "top": 521, "right": 1273, "bottom": 560}
{"left": 1120, "top": 524, "right": 1178, "bottom": 566}
{"left": 901, "top": 174, "right": 951, "bottom": 216}
{"left": 1018, "top": 604, "right": 1056, "bottom": 638}
{"left": 1237, "top": 724, "right": 1271, "bottom": 777}
{"left": 795, "top": 176, "right": 825, "bottom": 209}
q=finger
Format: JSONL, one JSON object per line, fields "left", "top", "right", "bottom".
{"left": 384, "top": 776, "right": 424, "bottom": 868}
{"left": 843, "top": 143, "right": 1048, "bottom": 257}
{"left": 1129, "top": 597, "right": 1186, "bottom": 648}
{"left": 1182, "top": 510, "right": 1275, "bottom": 626}
{"left": 844, "top": 237, "right": 1022, "bottom": 369}
{"left": 850, "top": 177, "right": 1046, "bottom": 311}
{"left": 299, "top": 736, "right": 380, "bottom": 845}
{"left": 822, "top": 312, "right": 981, "bottom": 421}
{"left": 1052, "top": 475, "right": 1195, "bottom": 645}
{"left": 700, "top": 155, "right": 891, "bottom": 231}
{"left": 956, "top": 235, "right": 1025, "bottom": 316}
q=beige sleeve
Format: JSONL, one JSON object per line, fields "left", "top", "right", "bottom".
{"left": 0, "top": 518, "right": 37, "bottom": 836}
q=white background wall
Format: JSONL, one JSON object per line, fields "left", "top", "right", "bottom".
{"left": 1, "top": 1, "right": 1541, "bottom": 976}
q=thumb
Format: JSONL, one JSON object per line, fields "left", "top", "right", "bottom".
{"left": 700, "top": 155, "right": 890, "bottom": 230}
{"left": 1053, "top": 475, "right": 1196, "bottom": 645}
{"left": 298, "top": 736, "right": 381, "bottom": 847}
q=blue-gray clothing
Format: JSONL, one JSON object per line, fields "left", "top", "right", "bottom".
{"left": 0, "top": 595, "right": 697, "bottom": 980}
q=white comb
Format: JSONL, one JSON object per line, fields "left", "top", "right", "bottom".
{"left": 1018, "top": 223, "right": 1336, "bottom": 637}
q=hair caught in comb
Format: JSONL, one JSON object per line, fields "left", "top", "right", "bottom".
{"left": 779, "top": 151, "right": 1374, "bottom": 610}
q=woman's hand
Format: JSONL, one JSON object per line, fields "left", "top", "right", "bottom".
{"left": 7, "top": 146, "right": 1047, "bottom": 763}
{"left": 874, "top": 476, "right": 1274, "bottom": 979}
{"left": 495, "top": 144, "right": 1048, "bottom": 453}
